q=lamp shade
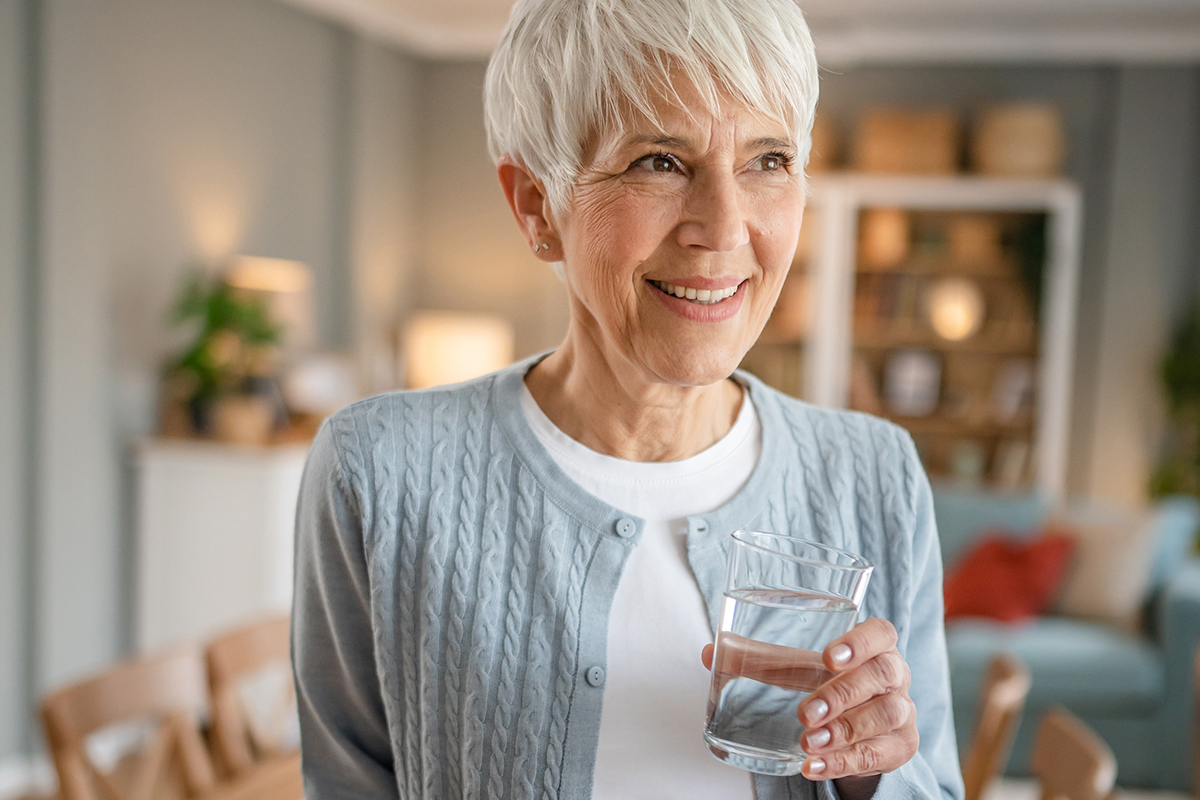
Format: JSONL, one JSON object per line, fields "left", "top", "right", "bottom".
{"left": 403, "top": 311, "right": 515, "bottom": 389}
{"left": 225, "top": 256, "right": 314, "bottom": 349}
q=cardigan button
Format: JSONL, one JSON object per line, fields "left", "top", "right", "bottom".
{"left": 691, "top": 519, "right": 709, "bottom": 534}
{"left": 615, "top": 518, "right": 636, "bottom": 538}
{"left": 585, "top": 666, "right": 606, "bottom": 687}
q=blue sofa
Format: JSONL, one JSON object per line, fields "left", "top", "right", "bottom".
{"left": 933, "top": 488, "right": 1200, "bottom": 791}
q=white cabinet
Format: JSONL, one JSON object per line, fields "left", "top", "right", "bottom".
{"left": 746, "top": 174, "right": 1082, "bottom": 500}
{"left": 135, "top": 439, "right": 310, "bottom": 652}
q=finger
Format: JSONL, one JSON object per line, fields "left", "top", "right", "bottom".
{"left": 823, "top": 618, "right": 898, "bottom": 673}
{"left": 801, "top": 691, "right": 915, "bottom": 753}
{"left": 801, "top": 727, "right": 919, "bottom": 781}
{"left": 710, "top": 634, "right": 831, "bottom": 692}
{"left": 701, "top": 643, "right": 714, "bottom": 671}
{"left": 797, "top": 651, "right": 910, "bottom": 727}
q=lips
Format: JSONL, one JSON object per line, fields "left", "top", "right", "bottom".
{"left": 647, "top": 277, "right": 747, "bottom": 322}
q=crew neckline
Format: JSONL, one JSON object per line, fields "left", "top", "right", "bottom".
{"left": 491, "top": 352, "right": 785, "bottom": 548}
{"left": 518, "top": 379, "right": 757, "bottom": 484}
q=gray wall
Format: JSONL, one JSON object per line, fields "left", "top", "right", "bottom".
{"left": 0, "top": 0, "right": 420, "bottom": 768}
{"left": 1087, "top": 68, "right": 1200, "bottom": 503}
{"left": 0, "top": 0, "right": 32, "bottom": 764}
{"left": 413, "top": 61, "right": 571, "bottom": 359}
{"left": 348, "top": 38, "right": 421, "bottom": 391}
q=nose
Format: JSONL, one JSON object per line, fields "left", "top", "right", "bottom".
{"left": 677, "top": 170, "right": 750, "bottom": 253}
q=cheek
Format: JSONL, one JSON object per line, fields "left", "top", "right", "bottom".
{"left": 568, "top": 189, "right": 680, "bottom": 285}
{"left": 753, "top": 198, "right": 805, "bottom": 276}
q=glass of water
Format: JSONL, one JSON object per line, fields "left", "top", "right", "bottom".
{"left": 703, "top": 531, "right": 873, "bottom": 776}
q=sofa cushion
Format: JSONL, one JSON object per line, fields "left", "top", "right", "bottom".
{"left": 1050, "top": 506, "right": 1161, "bottom": 631}
{"left": 946, "top": 616, "right": 1163, "bottom": 717}
{"left": 932, "top": 487, "right": 1047, "bottom": 568}
{"left": 944, "top": 533, "right": 1075, "bottom": 622}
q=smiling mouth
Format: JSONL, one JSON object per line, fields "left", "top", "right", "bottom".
{"left": 650, "top": 279, "right": 743, "bottom": 305}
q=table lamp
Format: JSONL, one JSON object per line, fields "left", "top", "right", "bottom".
{"left": 403, "top": 311, "right": 515, "bottom": 389}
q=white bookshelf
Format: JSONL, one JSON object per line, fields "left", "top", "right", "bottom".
{"left": 770, "top": 174, "right": 1082, "bottom": 500}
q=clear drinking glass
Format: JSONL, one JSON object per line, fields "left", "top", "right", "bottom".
{"left": 703, "top": 531, "right": 874, "bottom": 776}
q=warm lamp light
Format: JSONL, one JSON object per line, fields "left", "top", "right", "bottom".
{"left": 226, "top": 256, "right": 312, "bottom": 293}
{"left": 225, "top": 256, "right": 315, "bottom": 348}
{"left": 925, "top": 278, "right": 985, "bottom": 341}
{"left": 404, "top": 311, "right": 515, "bottom": 389}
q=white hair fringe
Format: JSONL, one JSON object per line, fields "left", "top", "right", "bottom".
{"left": 484, "top": 0, "right": 820, "bottom": 217}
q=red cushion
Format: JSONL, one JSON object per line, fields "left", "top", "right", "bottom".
{"left": 944, "top": 531, "right": 1076, "bottom": 622}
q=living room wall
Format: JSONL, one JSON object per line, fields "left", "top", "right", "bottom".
{"left": 0, "top": 0, "right": 32, "bottom": 772}
{"left": 0, "top": 0, "right": 419, "bottom": 781}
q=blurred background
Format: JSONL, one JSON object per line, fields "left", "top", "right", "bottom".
{"left": 1, "top": 0, "right": 1200, "bottom": 797}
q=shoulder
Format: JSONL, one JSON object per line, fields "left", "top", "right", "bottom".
{"left": 741, "top": 371, "right": 916, "bottom": 463}
{"left": 327, "top": 373, "right": 497, "bottom": 440}
{"left": 317, "top": 372, "right": 502, "bottom": 494}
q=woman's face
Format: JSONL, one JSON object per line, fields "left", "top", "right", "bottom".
{"left": 554, "top": 84, "right": 805, "bottom": 389}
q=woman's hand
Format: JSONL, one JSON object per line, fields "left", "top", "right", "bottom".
{"left": 795, "top": 617, "right": 918, "bottom": 793}
{"left": 701, "top": 618, "right": 918, "bottom": 796}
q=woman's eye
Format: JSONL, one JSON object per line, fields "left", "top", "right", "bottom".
{"left": 633, "top": 154, "right": 680, "bottom": 173}
{"left": 754, "top": 153, "right": 789, "bottom": 171}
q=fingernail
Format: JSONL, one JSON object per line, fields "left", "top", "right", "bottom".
{"left": 808, "top": 757, "right": 826, "bottom": 774}
{"left": 804, "top": 698, "right": 829, "bottom": 725}
{"left": 830, "top": 644, "right": 852, "bottom": 664}
{"left": 806, "top": 727, "right": 831, "bottom": 748}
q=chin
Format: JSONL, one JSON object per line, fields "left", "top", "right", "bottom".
{"left": 645, "top": 343, "right": 747, "bottom": 388}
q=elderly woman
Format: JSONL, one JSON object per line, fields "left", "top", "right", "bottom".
{"left": 292, "top": 0, "right": 963, "bottom": 798}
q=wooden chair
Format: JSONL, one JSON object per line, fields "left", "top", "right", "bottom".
{"left": 41, "top": 647, "right": 217, "bottom": 800}
{"left": 1030, "top": 708, "right": 1117, "bottom": 800}
{"left": 962, "top": 653, "right": 1032, "bottom": 800}
{"left": 1194, "top": 643, "right": 1200, "bottom": 798}
{"left": 204, "top": 615, "right": 302, "bottom": 800}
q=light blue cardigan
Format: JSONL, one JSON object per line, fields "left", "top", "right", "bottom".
{"left": 292, "top": 356, "right": 964, "bottom": 800}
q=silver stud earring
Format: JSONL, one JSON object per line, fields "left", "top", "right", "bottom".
{"left": 534, "top": 243, "right": 549, "bottom": 253}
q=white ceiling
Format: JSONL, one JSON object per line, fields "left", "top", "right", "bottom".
{"left": 274, "top": 0, "right": 1200, "bottom": 63}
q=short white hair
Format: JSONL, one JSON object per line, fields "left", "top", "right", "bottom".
{"left": 484, "top": 0, "right": 820, "bottom": 215}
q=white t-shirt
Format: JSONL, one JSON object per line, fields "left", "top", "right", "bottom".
{"left": 519, "top": 382, "right": 761, "bottom": 800}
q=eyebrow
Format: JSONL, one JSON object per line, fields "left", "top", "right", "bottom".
{"left": 619, "top": 133, "right": 797, "bottom": 151}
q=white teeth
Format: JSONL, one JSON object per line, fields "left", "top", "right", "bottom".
{"left": 652, "top": 280, "right": 741, "bottom": 304}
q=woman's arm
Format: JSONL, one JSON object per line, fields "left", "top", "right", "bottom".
{"left": 795, "top": 437, "right": 964, "bottom": 800}
{"left": 292, "top": 423, "right": 399, "bottom": 799}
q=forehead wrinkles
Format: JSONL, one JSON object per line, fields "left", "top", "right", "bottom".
{"left": 583, "top": 88, "right": 790, "bottom": 170}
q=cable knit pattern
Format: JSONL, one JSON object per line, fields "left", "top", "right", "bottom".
{"left": 443, "top": 384, "right": 488, "bottom": 798}
{"left": 486, "top": 461, "right": 537, "bottom": 800}
{"left": 398, "top": 393, "right": 426, "bottom": 800}
{"left": 461, "top": 423, "right": 512, "bottom": 800}
{"left": 293, "top": 358, "right": 964, "bottom": 800}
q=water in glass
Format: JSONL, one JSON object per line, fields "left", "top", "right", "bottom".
{"left": 704, "top": 588, "right": 858, "bottom": 775}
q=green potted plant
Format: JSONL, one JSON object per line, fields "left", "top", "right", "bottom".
{"left": 161, "top": 270, "right": 283, "bottom": 442}
{"left": 1151, "top": 303, "right": 1200, "bottom": 498}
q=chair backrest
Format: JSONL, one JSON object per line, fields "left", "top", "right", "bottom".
{"left": 1031, "top": 708, "right": 1117, "bottom": 800}
{"left": 962, "top": 653, "right": 1032, "bottom": 800}
{"left": 205, "top": 615, "right": 294, "bottom": 777}
{"left": 41, "top": 647, "right": 217, "bottom": 800}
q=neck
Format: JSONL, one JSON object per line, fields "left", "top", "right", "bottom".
{"left": 524, "top": 329, "right": 743, "bottom": 462}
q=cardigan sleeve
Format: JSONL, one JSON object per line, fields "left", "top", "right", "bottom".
{"left": 892, "top": 439, "right": 965, "bottom": 800}
{"left": 292, "top": 421, "right": 400, "bottom": 800}
{"left": 821, "top": 436, "right": 964, "bottom": 800}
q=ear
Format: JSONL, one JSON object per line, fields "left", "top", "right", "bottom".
{"left": 497, "top": 156, "right": 563, "bottom": 262}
